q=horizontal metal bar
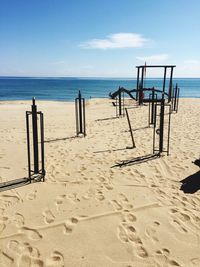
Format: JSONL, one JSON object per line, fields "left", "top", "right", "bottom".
{"left": 136, "top": 65, "right": 176, "bottom": 68}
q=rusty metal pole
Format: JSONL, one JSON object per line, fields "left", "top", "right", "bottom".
{"left": 125, "top": 108, "right": 136, "bottom": 148}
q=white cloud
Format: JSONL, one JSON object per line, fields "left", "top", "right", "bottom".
{"left": 80, "top": 33, "right": 149, "bottom": 49}
{"left": 136, "top": 54, "right": 169, "bottom": 63}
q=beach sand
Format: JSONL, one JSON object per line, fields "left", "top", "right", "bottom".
{"left": 0, "top": 98, "right": 200, "bottom": 267}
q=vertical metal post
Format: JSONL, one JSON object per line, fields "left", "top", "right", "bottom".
{"left": 83, "top": 98, "right": 86, "bottom": 136}
{"left": 141, "top": 66, "right": 144, "bottom": 89}
{"left": 139, "top": 67, "right": 144, "bottom": 105}
{"left": 159, "top": 99, "right": 165, "bottom": 154}
{"left": 162, "top": 67, "right": 167, "bottom": 99}
{"left": 148, "top": 94, "right": 151, "bottom": 126}
{"left": 75, "top": 91, "right": 86, "bottom": 136}
{"left": 75, "top": 99, "right": 78, "bottom": 135}
{"left": 136, "top": 67, "right": 140, "bottom": 101}
{"left": 171, "top": 85, "right": 174, "bottom": 111}
{"left": 176, "top": 86, "right": 180, "bottom": 113}
{"left": 32, "top": 98, "right": 39, "bottom": 174}
{"left": 174, "top": 83, "right": 178, "bottom": 111}
{"left": 40, "top": 112, "right": 45, "bottom": 181}
{"left": 125, "top": 108, "right": 136, "bottom": 148}
{"left": 168, "top": 67, "right": 174, "bottom": 102}
{"left": 167, "top": 105, "right": 171, "bottom": 155}
{"left": 118, "top": 87, "right": 122, "bottom": 116}
{"left": 122, "top": 91, "right": 125, "bottom": 116}
{"left": 26, "top": 112, "right": 31, "bottom": 180}
{"left": 115, "top": 96, "right": 118, "bottom": 117}
{"left": 151, "top": 88, "right": 155, "bottom": 125}
{"left": 78, "top": 90, "right": 83, "bottom": 134}
{"left": 153, "top": 103, "right": 157, "bottom": 154}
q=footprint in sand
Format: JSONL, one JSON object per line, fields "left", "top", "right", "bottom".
{"left": 69, "top": 217, "right": 79, "bottom": 224}
{"left": 118, "top": 194, "right": 133, "bottom": 210}
{"left": 117, "top": 223, "right": 148, "bottom": 258}
{"left": 155, "top": 249, "right": 180, "bottom": 266}
{"left": 8, "top": 240, "right": 22, "bottom": 255}
{"left": 18, "top": 254, "right": 43, "bottom": 267}
{"left": 46, "top": 250, "right": 64, "bottom": 267}
{"left": 145, "top": 221, "right": 160, "bottom": 242}
{"left": 63, "top": 224, "right": 73, "bottom": 234}
{"left": 117, "top": 225, "right": 129, "bottom": 242}
{"left": 110, "top": 200, "right": 123, "bottom": 211}
{"left": 63, "top": 217, "right": 79, "bottom": 234}
{"left": 55, "top": 195, "right": 66, "bottom": 210}
{"left": 0, "top": 194, "right": 20, "bottom": 207}
{"left": 95, "top": 189, "right": 105, "bottom": 201}
{"left": 171, "top": 219, "right": 188, "bottom": 233}
{"left": 13, "top": 213, "right": 25, "bottom": 228}
{"left": 104, "top": 184, "right": 113, "bottom": 190}
{"left": 19, "top": 227, "right": 42, "bottom": 240}
{"left": 136, "top": 245, "right": 148, "bottom": 258}
{"left": 179, "top": 212, "right": 191, "bottom": 222}
{"left": 190, "top": 258, "right": 200, "bottom": 266}
{"left": 126, "top": 213, "right": 137, "bottom": 222}
{"left": 21, "top": 242, "right": 41, "bottom": 258}
{"left": 26, "top": 190, "right": 37, "bottom": 200}
{"left": 43, "top": 209, "right": 55, "bottom": 224}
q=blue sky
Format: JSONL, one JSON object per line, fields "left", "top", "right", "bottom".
{"left": 0, "top": 0, "right": 200, "bottom": 77}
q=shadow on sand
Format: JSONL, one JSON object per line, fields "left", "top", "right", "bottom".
{"left": 94, "top": 146, "right": 134, "bottom": 154}
{"left": 180, "top": 170, "right": 200, "bottom": 194}
{"left": 44, "top": 135, "right": 77, "bottom": 143}
{"left": 95, "top": 117, "right": 119, "bottom": 122}
{"left": 193, "top": 158, "right": 200, "bottom": 168}
{"left": 111, "top": 153, "right": 159, "bottom": 168}
{"left": 0, "top": 177, "right": 42, "bottom": 192}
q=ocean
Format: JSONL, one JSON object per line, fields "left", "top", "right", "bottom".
{"left": 0, "top": 77, "right": 200, "bottom": 101}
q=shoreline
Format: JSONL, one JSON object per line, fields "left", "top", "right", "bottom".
{"left": 0, "top": 97, "right": 200, "bottom": 103}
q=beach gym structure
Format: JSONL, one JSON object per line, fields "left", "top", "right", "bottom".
{"left": 0, "top": 98, "right": 45, "bottom": 191}
{"left": 109, "top": 64, "right": 178, "bottom": 156}
{"left": 75, "top": 90, "right": 86, "bottom": 137}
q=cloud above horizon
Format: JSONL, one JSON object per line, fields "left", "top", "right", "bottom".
{"left": 136, "top": 54, "right": 169, "bottom": 63}
{"left": 80, "top": 33, "right": 150, "bottom": 49}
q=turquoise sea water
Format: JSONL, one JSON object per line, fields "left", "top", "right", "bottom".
{"left": 0, "top": 77, "right": 200, "bottom": 101}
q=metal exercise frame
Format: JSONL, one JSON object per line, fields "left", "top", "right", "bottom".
{"left": 26, "top": 98, "right": 45, "bottom": 181}
{"left": 75, "top": 90, "right": 86, "bottom": 136}
{"left": 136, "top": 65, "right": 176, "bottom": 105}
{"left": 153, "top": 99, "right": 171, "bottom": 156}
{"left": 115, "top": 87, "right": 125, "bottom": 117}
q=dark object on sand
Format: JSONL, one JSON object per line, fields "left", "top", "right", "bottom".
{"left": 26, "top": 98, "right": 45, "bottom": 181}
{"left": 0, "top": 98, "right": 45, "bottom": 192}
{"left": 193, "top": 158, "right": 200, "bottom": 168}
{"left": 75, "top": 90, "right": 86, "bottom": 137}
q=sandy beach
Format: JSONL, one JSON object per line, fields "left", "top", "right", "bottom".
{"left": 0, "top": 98, "right": 200, "bottom": 267}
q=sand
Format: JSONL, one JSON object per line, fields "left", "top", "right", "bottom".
{"left": 0, "top": 98, "right": 200, "bottom": 267}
